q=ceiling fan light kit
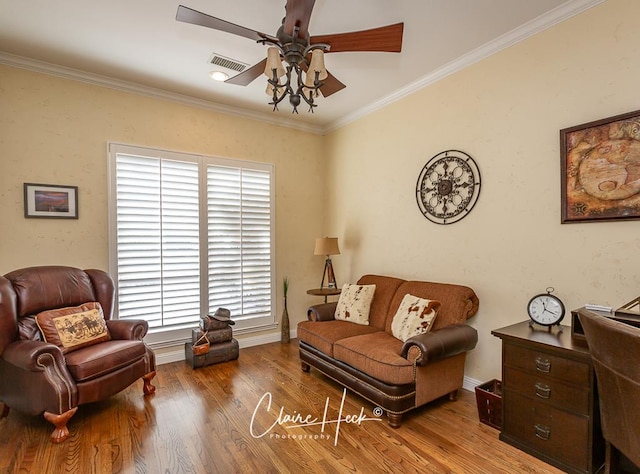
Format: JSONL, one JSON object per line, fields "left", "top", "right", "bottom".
{"left": 262, "top": 31, "right": 330, "bottom": 113}
{"left": 176, "top": 1, "right": 404, "bottom": 115}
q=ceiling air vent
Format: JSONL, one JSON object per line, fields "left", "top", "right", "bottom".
{"left": 208, "top": 53, "right": 248, "bottom": 73}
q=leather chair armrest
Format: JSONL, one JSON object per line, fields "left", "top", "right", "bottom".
{"left": 307, "top": 302, "right": 338, "bottom": 321}
{"left": 1, "top": 340, "right": 78, "bottom": 416}
{"left": 2, "top": 340, "right": 66, "bottom": 371}
{"left": 401, "top": 324, "right": 478, "bottom": 366}
{"left": 106, "top": 319, "right": 149, "bottom": 341}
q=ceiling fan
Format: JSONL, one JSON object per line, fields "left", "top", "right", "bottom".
{"left": 176, "top": 0, "right": 404, "bottom": 113}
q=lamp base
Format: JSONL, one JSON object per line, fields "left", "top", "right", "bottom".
{"left": 320, "top": 257, "right": 337, "bottom": 290}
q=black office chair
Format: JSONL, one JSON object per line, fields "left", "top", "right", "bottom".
{"left": 578, "top": 309, "right": 640, "bottom": 473}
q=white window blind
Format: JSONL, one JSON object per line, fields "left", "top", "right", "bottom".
{"left": 108, "top": 144, "right": 276, "bottom": 338}
{"left": 207, "top": 165, "right": 272, "bottom": 323}
{"left": 115, "top": 154, "right": 201, "bottom": 330}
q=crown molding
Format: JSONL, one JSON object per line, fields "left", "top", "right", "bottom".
{"left": 0, "top": 0, "right": 605, "bottom": 137}
{"left": 323, "top": 0, "right": 606, "bottom": 134}
{"left": 0, "top": 52, "right": 324, "bottom": 135}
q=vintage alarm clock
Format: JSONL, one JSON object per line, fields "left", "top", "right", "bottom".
{"left": 527, "top": 287, "right": 565, "bottom": 330}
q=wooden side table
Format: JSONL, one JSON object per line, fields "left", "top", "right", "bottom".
{"left": 306, "top": 288, "right": 341, "bottom": 303}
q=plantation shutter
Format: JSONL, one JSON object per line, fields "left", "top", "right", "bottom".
{"left": 207, "top": 164, "right": 273, "bottom": 323}
{"left": 115, "top": 153, "right": 201, "bottom": 329}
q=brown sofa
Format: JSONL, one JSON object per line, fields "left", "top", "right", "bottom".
{"left": 0, "top": 266, "right": 156, "bottom": 442}
{"left": 298, "top": 274, "right": 479, "bottom": 427}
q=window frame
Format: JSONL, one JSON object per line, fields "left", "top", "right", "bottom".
{"left": 107, "top": 143, "right": 277, "bottom": 345}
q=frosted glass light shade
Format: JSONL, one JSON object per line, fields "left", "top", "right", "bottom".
{"left": 304, "top": 49, "right": 328, "bottom": 87}
{"left": 266, "top": 82, "right": 283, "bottom": 96}
{"left": 264, "top": 47, "right": 285, "bottom": 78}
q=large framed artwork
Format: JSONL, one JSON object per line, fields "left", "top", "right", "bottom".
{"left": 560, "top": 109, "right": 640, "bottom": 223}
{"left": 24, "top": 183, "right": 79, "bottom": 219}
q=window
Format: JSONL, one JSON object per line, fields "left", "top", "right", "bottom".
{"left": 108, "top": 143, "right": 275, "bottom": 342}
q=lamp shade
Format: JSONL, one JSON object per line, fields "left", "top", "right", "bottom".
{"left": 314, "top": 237, "right": 340, "bottom": 256}
{"left": 304, "top": 49, "right": 328, "bottom": 87}
{"left": 264, "top": 47, "right": 285, "bottom": 78}
{"left": 266, "top": 82, "right": 283, "bottom": 96}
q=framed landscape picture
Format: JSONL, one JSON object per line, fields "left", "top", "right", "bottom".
{"left": 560, "top": 109, "right": 640, "bottom": 223}
{"left": 24, "top": 183, "right": 78, "bottom": 219}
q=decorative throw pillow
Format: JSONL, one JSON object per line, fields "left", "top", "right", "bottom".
{"left": 391, "top": 294, "right": 441, "bottom": 342}
{"left": 35, "top": 302, "right": 111, "bottom": 353}
{"left": 334, "top": 284, "right": 376, "bottom": 325}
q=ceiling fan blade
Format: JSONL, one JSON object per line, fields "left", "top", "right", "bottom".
{"left": 176, "top": 5, "right": 278, "bottom": 43}
{"left": 311, "top": 23, "right": 404, "bottom": 53}
{"left": 283, "top": 0, "right": 315, "bottom": 40}
{"left": 319, "top": 71, "right": 346, "bottom": 97}
{"left": 225, "top": 59, "right": 268, "bottom": 86}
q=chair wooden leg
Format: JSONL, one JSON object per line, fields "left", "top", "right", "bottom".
{"left": 301, "top": 361, "right": 310, "bottom": 372}
{"left": 605, "top": 441, "right": 620, "bottom": 474}
{"left": 387, "top": 412, "right": 403, "bottom": 428}
{"left": 44, "top": 407, "right": 77, "bottom": 443}
{"left": 1, "top": 403, "right": 9, "bottom": 418}
{"left": 143, "top": 371, "right": 157, "bottom": 395}
{"left": 448, "top": 389, "right": 458, "bottom": 401}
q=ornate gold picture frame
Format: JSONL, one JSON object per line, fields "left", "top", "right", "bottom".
{"left": 560, "top": 109, "right": 640, "bottom": 223}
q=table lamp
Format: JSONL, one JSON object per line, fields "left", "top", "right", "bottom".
{"left": 314, "top": 237, "right": 340, "bottom": 289}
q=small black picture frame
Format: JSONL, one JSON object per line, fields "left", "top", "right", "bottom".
{"left": 24, "top": 183, "right": 79, "bottom": 219}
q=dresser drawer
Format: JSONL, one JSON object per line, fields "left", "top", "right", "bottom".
{"left": 504, "top": 343, "right": 590, "bottom": 386}
{"left": 504, "top": 366, "right": 590, "bottom": 414}
{"left": 504, "top": 390, "right": 590, "bottom": 472}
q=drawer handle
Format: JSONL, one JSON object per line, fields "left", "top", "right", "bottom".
{"left": 535, "top": 357, "right": 551, "bottom": 373}
{"left": 534, "top": 382, "right": 551, "bottom": 399}
{"left": 534, "top": 424, "right": 550, "bottom": 440}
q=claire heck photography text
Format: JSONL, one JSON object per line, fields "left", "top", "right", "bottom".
{"left": 250, "top": 388, "right": 382, "bottom": 446}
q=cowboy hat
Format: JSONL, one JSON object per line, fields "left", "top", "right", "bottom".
{"left": 208, "top": 307, "right": 234, "bottom": 325}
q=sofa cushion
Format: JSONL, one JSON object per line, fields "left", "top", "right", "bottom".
{"left": 333, "top": 332, "right": 415, "bottom": 385}
{"left": 297, "top": 320, "right": 380, "bottom": 357}
{"left": 35, "top": 302, "right": 111, "bottom": 354}
{"left": 386, "top": 281, "right": 479, "bottom": 333}
{"left": 391, "top": 294, "right": 440, "bottom": 342}
{"left": 64, "top": 339, "right": 146, "bottom": 382}
{"left": 356, "top": 275, "right": 405, "bottom": 330}
{"left": 335, "top": 284, "right": 376, "bottom": 325}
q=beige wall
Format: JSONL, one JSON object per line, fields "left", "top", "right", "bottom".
{"left": 325, "top": 0, "right": 640, "bottom": 382}
{"left": 2, "top": 0, "right": 639, "bottom": 380}
{"left": 0, "top": 65, "right": 327, "bottom": 337}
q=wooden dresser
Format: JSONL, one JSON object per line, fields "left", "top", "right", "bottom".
{"left": 492, "top": 321, "right": 604, "bottom": 474}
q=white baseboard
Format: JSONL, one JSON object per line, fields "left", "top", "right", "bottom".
{"left": 462, "top": 375, "right": 483, "bottom": 393}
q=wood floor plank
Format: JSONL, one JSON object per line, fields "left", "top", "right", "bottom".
{"left": 0, "top": 339, "right": 564, "bottom": 473}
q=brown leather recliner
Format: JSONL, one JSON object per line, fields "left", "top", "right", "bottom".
{"left": 0, "top": 266, "right": 156, "bottom": 443}
{"left": 578, "top": 309, "right": 640, "bottom": 473}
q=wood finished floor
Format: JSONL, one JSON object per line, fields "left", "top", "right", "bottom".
{"left": 0, "top": 339, "right": 563, "bottom": 474}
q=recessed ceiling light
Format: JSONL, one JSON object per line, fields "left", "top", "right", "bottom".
{"left": 209, "top": 71, "right": 229, "bottom": 82}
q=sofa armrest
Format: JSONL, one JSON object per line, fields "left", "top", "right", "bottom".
{"left": 106, "top": 319, "right": 149, "bottom": 340}
{"left": 401, "top": 324, "right": 478, "bottom": 366}
{"left": 307, "top": 302, "right": 338, "bottom": 321}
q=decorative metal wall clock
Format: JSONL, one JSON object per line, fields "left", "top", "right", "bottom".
{"left": 416, "top": 150, "right": 481, "bottom": 225}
